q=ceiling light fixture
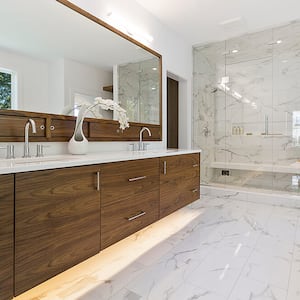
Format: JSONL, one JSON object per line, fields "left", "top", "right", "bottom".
{"left": 276, "top": 39, "right": 282, "bottom": 44}
{"left": 106, "top": 11, "right": 153, "bottom": 45}
{"left": 231, "top": 49, "right": 239, "bottom": 54}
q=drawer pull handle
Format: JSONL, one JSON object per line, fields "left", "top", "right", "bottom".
{"left": 193, "top": 164, "right": 199, "bottom": 168}
{"left": 96, "top": 171, "right": 100, "bottom": 191}
{"left": 128, "top": 176, "right": 147, "bottom": 182}
{"left": 192, "top": 188, "right": 198, "bottom": 193}
{"left": 127, "top": 211, "right": 146, "bottom": 221}
{"left": 163, "top": 161, "right": 167, "bottom": 175}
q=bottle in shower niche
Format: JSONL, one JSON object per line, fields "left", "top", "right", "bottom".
{"left": 232, "top": 126, "right": 237, "bottom": 135}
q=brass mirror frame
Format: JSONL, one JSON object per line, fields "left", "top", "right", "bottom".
{"left": 57, "top": 0, "right": 162, "bottom": 134}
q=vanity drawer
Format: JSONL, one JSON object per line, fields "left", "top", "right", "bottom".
{"left": 100, "top": 158, "right": 159, "bottom": 206}
{"left": 160, "top": 176, "right": 200, "bottom": 218}
{"left": 159, "top": 153, "right": 200, "bottom": 218}
{"left": 101, "top": 190, "right": 159, "bottom": 249}
{"left": 160, "top": 153, "right": 200, "bottom": 177}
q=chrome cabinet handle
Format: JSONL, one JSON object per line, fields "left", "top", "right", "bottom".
{"left": 193, "top": 164, "right": 199, "bottom": 168}
{"left": 128, "top": 176, "right": 147, "bottom": 182}
{"left": 163, "top": 161, "right": 167, "bottom": 175}
{"left": 192, "top": 188, "right": 198, "bottom": 193}
{"left": 126, "top": 211, "right": 146, "bottom": 221}
{"left": 96, "top": 171, "right": 100, "bottom": 191}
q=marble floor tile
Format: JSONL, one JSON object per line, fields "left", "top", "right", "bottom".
{"left": 228, "top": 277, "right": 287, "bottom": 300}
{"left": 287, "top": 261, "right": 300, "bottom": 300}
{"left": 241, "top": 250, "right": 291, "bottom": 290}
{"left": 14, "top": 193, "right": 300, "bottom": 300}
{"left": 186, "top": 243, "right": 252, "bottom": 297}
{"left": 168, "top": 282, "right": 226, "bottom": 300}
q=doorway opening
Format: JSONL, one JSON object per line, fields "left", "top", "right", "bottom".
{"left": 167, "top": 77, "right": 179, "bottom": 148}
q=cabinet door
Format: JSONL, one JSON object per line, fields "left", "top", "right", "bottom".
{"left": 0, "top": 174, "right": 14, "bottom": 300}
{"left": 15, "top": 165, "right": 101, "bottom": 295}
{"left": 101, "top": 158, "right": 159, "bottom": 249}
{"left": 160, "top": 153, "right": 200, "bottom": 218}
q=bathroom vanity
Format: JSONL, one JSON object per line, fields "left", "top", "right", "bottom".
{"left": 0, "top": 150, "right": 200, "bottom": 299}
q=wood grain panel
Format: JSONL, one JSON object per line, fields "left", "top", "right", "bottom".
{"left": 50, "top": 118, "right": 88, "bottom": 138}
{"left": 160, "top": 176, "right": 199, "bottom": 218}
{"left": 100, "top": 158, "right": 159, "bottom": 206}
{"left": 0, "top": 174, "right": 14, "bottom": 300}
{"left": 15, "top": 165, "right": 101, "bottom": 295}
{"left": 89, "top": 121, "right": 161, "bottom": 141}
{"left": 101, "top": 190, "right": 159, "bottom": 249}
{"left": 0, "top": 115, "right": 46, "bottom": 138}
{"left": 160, "top": 153, "right": 200, "bottom": 218}
{"left": 160, "top": 153, "right": 200, "bottom": 175}
{"left": 0, "top": 110, "right": 162, "bottom": 142}
{"left": 100, "top": 158, "right": 159, "bottom": 249}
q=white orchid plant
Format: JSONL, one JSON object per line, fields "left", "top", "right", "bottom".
{"left": 74, "top": 97, "right": 130, "bottom": 134}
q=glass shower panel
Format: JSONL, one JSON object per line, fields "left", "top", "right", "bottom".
{"left": 224, "top": 29, "right": 274, "bottom": 190}
{"left": 272, "top": 21, "right": 300, "bottom": 193}
{"left": 193, "top": 41, "right": 226, "bottom": 185}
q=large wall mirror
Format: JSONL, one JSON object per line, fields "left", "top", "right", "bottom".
{"left": 0, "top": 0, "right": 161, "bottom": 127}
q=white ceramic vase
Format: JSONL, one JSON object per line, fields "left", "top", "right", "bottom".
{"left": 68, "top": 106, "right": 88, "bottom": 155}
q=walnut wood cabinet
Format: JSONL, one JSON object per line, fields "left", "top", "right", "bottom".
{"left": 160, "top": 153, "right": 200, "bottom": 218}
{"left": 100, "top": 158, "right": 160, "bottom": 249}
{"left": 2, "top": 152, "right": 200, "bottom": 299}
{"left": 0, "top": 174, "right": 14, "bottom": 300}
{"left": 14, "top": 165, "right": 101, "bottom": 295}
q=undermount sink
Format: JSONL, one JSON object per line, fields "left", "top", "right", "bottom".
{"left": 12, "top": 156, "right": 79, "bottom": 165}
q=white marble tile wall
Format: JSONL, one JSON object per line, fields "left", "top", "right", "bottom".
{"left": 14, "top": 192, "right": 300, "bottom": 300}
{"left": 193, "top": 20, "right": 300, "bottom": 194}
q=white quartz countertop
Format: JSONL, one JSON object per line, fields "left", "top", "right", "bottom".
{"left": 0, "top": 149, "right": 201, "bottom": 175}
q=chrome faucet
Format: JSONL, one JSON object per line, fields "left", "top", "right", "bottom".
{"left": 139, "top": 127, "right": 151, "bottom": 150}
{"left": 23, "top": 118, "right": 37, "bottom": 158}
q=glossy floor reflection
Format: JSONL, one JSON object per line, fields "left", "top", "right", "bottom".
{"left": 15, "top": 194, "right": 300, "bottom": 300}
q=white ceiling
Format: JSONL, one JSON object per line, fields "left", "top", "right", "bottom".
{"left": 0, "top": 0, "right": 153, "bottom": 71}
{"left": 135, "top": 0, "right": 300, "bottom": 45}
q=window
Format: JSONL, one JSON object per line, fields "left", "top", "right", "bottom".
{"left": 0, "top": 68, "right": 17, "bottom": 109}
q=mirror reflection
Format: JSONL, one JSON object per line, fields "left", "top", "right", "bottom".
{"left": 0, "top": 0, "right": 161, "bottom": 125}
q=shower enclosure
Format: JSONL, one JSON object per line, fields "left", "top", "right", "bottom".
{"left": 193, "top": 20, "right": 300, "bottom": 194}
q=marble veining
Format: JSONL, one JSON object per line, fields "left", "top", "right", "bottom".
{"left": 14, "top": 191, "right": 300, "bottom": 300}
{"left": 193, "top": 19, "right": 300, "bottom": 195}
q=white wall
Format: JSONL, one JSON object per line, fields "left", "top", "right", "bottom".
{"left": 0, "top": 48, "right": 50, "bottom": 113}
{"left": 0, "top": 0, "right": 194, "bottom": 157}
{"left": 69, "top": 0, "right": 193, "bottom": 149}
{"left": 64, "top": 59, "right": 113, "bottom": 108}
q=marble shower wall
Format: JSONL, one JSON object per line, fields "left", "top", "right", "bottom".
{"left": 193, "top": 20, "right": 300, "bottom": 193}
{"left": 118, "top": 58, "right": 160, "bottom": 124}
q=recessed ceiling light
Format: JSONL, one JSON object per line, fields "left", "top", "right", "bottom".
{"left": 233, "top": 91, "right": 242, "bottom": 99}
{"left": 231, "top": 49, "right": 239, "bottom": 53}
{"left": 276, "top": 40, "right": 282, "bottom": 44}
{"left": 152, "top": 67, "right": 157, "bottom": 71}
